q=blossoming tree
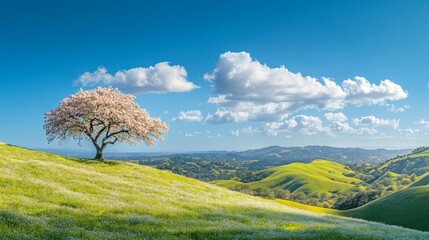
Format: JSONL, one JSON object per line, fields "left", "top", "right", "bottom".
{"left": 44, "top": 87, "right": 168, "bottom": 161}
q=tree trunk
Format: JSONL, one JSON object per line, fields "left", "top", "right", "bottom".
{"left": 94, "top": 147, "right": 104, "bottom": 161}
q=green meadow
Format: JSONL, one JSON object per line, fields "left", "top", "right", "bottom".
{"left": 1, "top": 143, "right": 428, "bottom": 239}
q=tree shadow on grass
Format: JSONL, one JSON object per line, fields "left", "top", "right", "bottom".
{"left": 68, "top": 157, "right": 120, "bottom": 166}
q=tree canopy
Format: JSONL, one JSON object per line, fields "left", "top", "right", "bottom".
{"left": 44, "top": 87, "right": 168, "bottom": 160}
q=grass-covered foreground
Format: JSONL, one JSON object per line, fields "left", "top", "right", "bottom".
{"left": 0, "top": 143, "right": 428, "bottom": 239}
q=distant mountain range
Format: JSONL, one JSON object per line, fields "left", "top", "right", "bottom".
{"left": 43, "top": 145, "right": 411, "bottom": 165}
{"left": 230, "top": 145, "right": 411, "bottom": 165}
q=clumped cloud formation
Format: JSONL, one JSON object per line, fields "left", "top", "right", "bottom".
{"left": 342, "top": 77, "right": 407, "bottom": 105}
{"left": 205, "top": 52, "right": 407, "bottom": 123}
{"left": 261, "top": 112, "right": 400, "bottom": 137}
{"left": 324, "top": 112, "right": 353, "bottom": 132}
{"left": 352, "top": 115, "right": 400, "bottom": 129}
{"left": 262, "top": 115, "right": 329, "bottom": 136}
{"left": 76, "top": 62, "right": 199, "bottom": 94}
{"left": 172, "top": 110, "right": 203, "bottom": 122}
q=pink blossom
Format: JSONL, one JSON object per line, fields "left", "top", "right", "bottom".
{"left": 44, "top": 87, "right": 168, "bottom": 160}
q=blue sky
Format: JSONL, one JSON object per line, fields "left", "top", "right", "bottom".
{"left": 1, "top": 0, "right": 429, "bottom": 152}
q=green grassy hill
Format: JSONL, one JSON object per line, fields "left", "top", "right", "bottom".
{"left": 1, "top": 143, "right": 428, "bottom": 239}
{"left": 214, "top": 159, "right": 361, "bottom": 195}
{"left": 128, "top": 146, "right": 411, "bottom": 183}
{"left": 379, "top": 149, "right": 429, "bottom": 176}
{"left": 343, "top": 174, "right": 429, "bottom": 231}
{"left": 410, "top": 173, "right": 429, "bottom": 187}
{"left": 374, "top": 171, "right": 401, "bottom": 181}
{"left": 211, "top": 179, "right": 245, "bottom": 188}
{"left": 277, "top": 173, "right": 429, "bottom": 232}
{"left": 275, "top": 199, "right": 339, "bottom": 215}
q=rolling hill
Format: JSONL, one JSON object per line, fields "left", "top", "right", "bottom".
{"left": 1, "top": 143, "right": 428, "bottom": 239}
{"left": 277, "top": 173, "right": 429, "bottom": 232}
{"left": 410, "top": 172, "right": 429, "bottom": 187}
{"left": 213, "top": 159, "right": 361, "bottom": 195}
{"left": 379, "top": 148, "right": 429, "bottom": 176}
{"left": 343, "top": 173, "right": 429, "bottom": 231}
{"left": 121, "top": 146, "right": 410, "bottom": 183}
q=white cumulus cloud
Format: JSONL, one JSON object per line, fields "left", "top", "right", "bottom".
{"left": 75, "top": 62, "right": 199, "bottom": 94}
{"left": 343, "top": 77, "right": 407, "bottom": 105}
{"left": 172, "top": 110, "right": 203, "bottom": 122}
{"left": 325, "top": 112, "right": 348, "bottom": 122}
{"left": 205, "top": 51, "right": 407, "bottom": 123}
{"left": 262, "top": 113, "right": 400, "bottom": 137}
{"left": 352, "top": 115, "right": 400, "bottom": 129}
{"left": 324, "top": 112, "right": 353, "bottom": 132}
{"left": 262, "top": 115, "right": 329, "bottom": 136}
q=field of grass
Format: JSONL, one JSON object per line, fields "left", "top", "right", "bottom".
{"left": 211, "top": 179, "right": 244, "bottom": 188}
{"left": 274, "top": 199, "right": 339, "bottom": 215}
{"left": 1, "top": 143, "right": 428, "bottom": 239}
{"left": 214, "top": 159, "right": 361, "bottom": 195}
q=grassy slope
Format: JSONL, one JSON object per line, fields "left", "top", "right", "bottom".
{"left": 211, "top": 179, "right": 244, "bottom": 188}
{"left": 379, "top": 150, "right": 429, "bottom": 175}
{"left": 277, "top": 174, "right": 429, "bottom": 232}
{"left": 0, "top": 144, "right": 428, "bottom": 239}
{"left": 343, "top": 174, "right": 429, "bottom": 231}
{"left": 375, "top": 171, "right": 401, "bottom": 181}
{"left": 411, "top": 173, "right": 429, "bottom": 187}
{"left": 275, "top": 199, "right": 339, "bottom": 215}
{"left": 214, "top": 159, "right": 361, "bottom": 195}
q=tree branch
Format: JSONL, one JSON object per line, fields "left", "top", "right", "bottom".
{"left": 106, "top": 129, "right": 129, "bottom": 139}
{"left": 94, "top": 123, "right": 108, "bottom": 142}
{"left": 104, "top": 137, "right": 118, "bottom": 147}
{"left": 84, "top": 131, "right": 100, "bottom": 150}
{"left": 89, "top": 119, "right": 96, "bottom": 133}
